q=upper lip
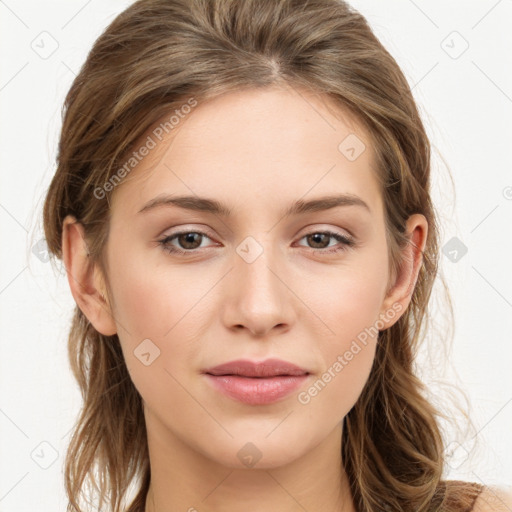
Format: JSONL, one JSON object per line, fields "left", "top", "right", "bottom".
{"left": 204, "top": 358, "right": 310, "bottom": 377}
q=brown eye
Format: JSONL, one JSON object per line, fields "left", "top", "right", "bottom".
{"left": 159, "top": 231, "right": 213, "bottom": 255}
{"left": 174, "top": 232, "right": 203, "bottom": 250}
{"left": 297, "top": 231, "right": 355, "bottom": 254}
{"left": 306, "top": 233, "right": 331, "bottom": 249}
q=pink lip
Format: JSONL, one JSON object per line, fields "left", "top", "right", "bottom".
{"left": 204, "top": 358, "right": 309, "bottom": 377}
{"left": 203, "top": 358, "right": 310, "bottom": 405}
{"left": 205, "top": 375, "right": 309, "bottom": 405}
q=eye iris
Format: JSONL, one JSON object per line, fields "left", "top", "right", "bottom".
{"left": 178, "top": 232, "right": 202, "bottom": 249}
{"left": 308, "top": 233, "right": 329, "bottom": 249}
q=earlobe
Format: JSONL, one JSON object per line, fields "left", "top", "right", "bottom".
{"left": 61, "top": 215, "right": 117, "bottom": 336}
{"left": 378, "top": 214, "right": 428, "bottom": 330}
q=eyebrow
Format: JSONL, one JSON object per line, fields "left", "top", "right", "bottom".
{"left": 138, "top": 193, "right": 371, "bottom": 217}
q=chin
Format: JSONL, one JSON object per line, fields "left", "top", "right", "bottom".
{"left": 198, "top": 429, "right": 311, "bottom": 470}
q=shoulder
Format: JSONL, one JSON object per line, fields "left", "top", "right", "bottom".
{"left": 472, "top": 485, "right": 512, "bottom": 512}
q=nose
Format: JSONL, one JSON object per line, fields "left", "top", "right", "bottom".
{"left": 221, "top": 242, "right": 295, "bottom": 338}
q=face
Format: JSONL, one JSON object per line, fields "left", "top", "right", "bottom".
{"left": 68, "top": 85, "right": 419, "bottom": 470}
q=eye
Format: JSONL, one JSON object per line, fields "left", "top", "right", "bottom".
{"left": 158, "top": 229, "right": 355, "bottom": 256}
{"left": 158, "top": 230, "right": 215, "bottom": 255}
{"left": 296, "top": 230, "right": 355, "bottom": 254}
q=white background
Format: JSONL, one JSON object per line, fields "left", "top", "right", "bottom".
{"left": 1, "top": 1, "right": 511, "bottom": 511}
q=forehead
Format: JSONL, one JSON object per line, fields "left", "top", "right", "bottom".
{"left": 110, "top": 85, "right": 382, "bottom": 220}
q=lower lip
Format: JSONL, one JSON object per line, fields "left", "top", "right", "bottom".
{"left": 205, "top": 374, "right": 309, "bottom": 405}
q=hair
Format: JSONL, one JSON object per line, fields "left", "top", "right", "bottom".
{"left": 42, "top": 0, "right": 481, "bottom": 511}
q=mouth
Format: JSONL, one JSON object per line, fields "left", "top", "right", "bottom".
{"left": 205, "top": 371, "right": 309, "bottom": 378}
{"left": 202, "top": 358, "right": 310, "bottom": 405}
{"left": 203, "top": 358, "right": 310, "bottom": 378}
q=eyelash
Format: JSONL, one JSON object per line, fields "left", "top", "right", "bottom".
{"left": 158, "top": 229, "right": 355, "bottom": 256}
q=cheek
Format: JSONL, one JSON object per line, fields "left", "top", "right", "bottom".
{"left": 107, "top": 245, "right": 210, "bottom": 341}
{"left": 300, "top": 255, "right": 389, "bottom": 345}
{"left": 104, "top": 247, "right": 209, "bottom": 391}
{"left": 301, "top": 344, "right": 376, "bottom": 414}
{"left": 107, "top": 257, "right": 202, "bottom": 410}
{"left": 295, "top": 254, "right": 388, "bottom": 410}
{"left": 297, "top": 275, "right": 382, "bottom": 418}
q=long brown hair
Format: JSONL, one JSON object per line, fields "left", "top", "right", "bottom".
{"left": 43, "top": 0, "right": 480, "bottom": 510}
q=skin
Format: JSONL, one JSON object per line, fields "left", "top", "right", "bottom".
{"left": 62, "top": 84, "right": 429, "bottom": 512}
{"left": 474, "top": 487, "right": 512, "bottom": 512}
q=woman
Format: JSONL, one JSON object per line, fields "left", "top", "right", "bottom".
{"left": 42, "top": 0, "right": 511, "bottom": 510}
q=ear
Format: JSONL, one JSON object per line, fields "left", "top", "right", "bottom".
{"left": 61, "top": 215, "right": 117, "bottom": 336}
{"left": 378, "top": 213, "right": 428, "bottom": 330}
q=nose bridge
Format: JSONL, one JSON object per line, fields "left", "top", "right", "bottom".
{"left": 239, "top": 237, "right": 279, "bottom": 297}
{"left": 225, "top": 233, "right": 293, "bottom": 335}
